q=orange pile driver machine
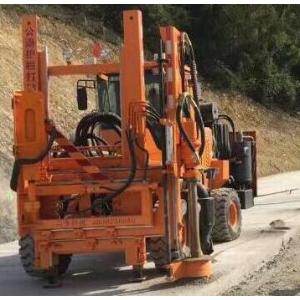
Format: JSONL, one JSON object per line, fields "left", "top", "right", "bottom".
{"left": 11, "top": 10, "right": 257, "bottom": 284}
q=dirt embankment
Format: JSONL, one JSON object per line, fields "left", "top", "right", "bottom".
{"left": 203, "top": 89, "right": 300, "bottom": 176}
{"left": 0, "top": 5, "right": 299, "bottom": 243}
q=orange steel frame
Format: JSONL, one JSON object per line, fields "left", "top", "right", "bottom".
{"left": 15, "top": 11, "right": 167, "bottom": 273}
{"left": 13, "top": 11, "right": 164, "bottom": 269}
{"left": 12, "top": 10, "right": 249, "bottom": 280}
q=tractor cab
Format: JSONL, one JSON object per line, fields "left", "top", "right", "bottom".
{"left": 96, "top": 71, "right": 161, "bottom": 116}
{"left": 75, "top": 70, "right": 164, "bottom": 152}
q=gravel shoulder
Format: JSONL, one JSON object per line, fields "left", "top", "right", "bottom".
{"left": 224, "top": 232, "right": 300, "bottom": 296}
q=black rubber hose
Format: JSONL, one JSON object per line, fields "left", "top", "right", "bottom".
{"left": 85, "top": 134, "right": 108, "bottom": 145}
{"left": 218, "top": 114, "right": 236, "bottom": 139}
{"left": 10, "top": 128, "right": 57, "bottom": 192}
{"left": 75, "top": 112, "right": 121, "bottom": 147}
{"left": 176, "top": 94, "right": 206, "bottom": 160}
{"left": 183, "top": 33, "right": 201, "bottom": 106}
{"left": 176, "top": 101, "right": 197, "bottom": 157}
{"left": 181, "top": 34, "right": 206, "bottom": 157}
{"left": 134, "top": 137, "right": 149, "bottom": 181}
{"left": 92, "top": 129, "right": 137, "bottom": 212}
{"left": 191, "top": 60, "right": 201, "bottom": 105}
{"left": 145, "top": 103, "right": 161, "bottom": 120}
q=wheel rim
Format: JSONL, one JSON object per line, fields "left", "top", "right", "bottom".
{"left": 229, "top": 199, "right": 238, "bottom": 229}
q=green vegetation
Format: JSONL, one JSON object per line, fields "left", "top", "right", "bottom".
{"left": 75, "top": 4, "right": 300, "bottom": 112}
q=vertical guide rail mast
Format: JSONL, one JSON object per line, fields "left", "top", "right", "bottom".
{"left": 159, "top": 27, "right": 212, "bottom": 279}
{"left": 160, "top": 26, "right": 183, "bottom": 263}
{"left": 22, "top": 16, "right": 39, "bottom": 92}
{"left": 120, "top": 11, "right": 146, "bottom": 164}
{"left": 159, "top": 39, "right": 172, "bottom": 266}
{"left": 12, "top": 16, "right": 49, "bottom": 227}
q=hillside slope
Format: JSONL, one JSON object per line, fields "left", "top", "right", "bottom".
{"left": 203, "top": 88, "right": 300, "bottom": 176}
{"left": 0, "top": 6, "right": 118, "bottom": 242}
{"left": 0, "top": 6, "right": 299, "bottom": 242}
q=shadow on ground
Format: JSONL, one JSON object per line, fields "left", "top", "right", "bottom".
{"left": 0, "top": 252, "right": 210, "bottom": 296}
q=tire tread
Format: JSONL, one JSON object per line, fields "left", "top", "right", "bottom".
{"left": 211, "top": 188, "right": 242, "bottom": 242}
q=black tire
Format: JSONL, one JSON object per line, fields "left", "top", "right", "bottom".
{"left": 148, "top": 237, "right": 169, "bottom": 269}
{"left": 148, "top": 199, "right": 190, "bottom": 270}
{"left": 19, "top": 235, "right": 72, "bottom": 277}
{"left": 211, "top": 188, "right": 242, "bottom": 242}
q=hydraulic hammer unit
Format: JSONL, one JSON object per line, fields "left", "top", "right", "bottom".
{"left": 11, "top": 10, "right": 257, "bottom": 283}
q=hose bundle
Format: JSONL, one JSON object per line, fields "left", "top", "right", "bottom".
{"left": 145, "top": 104, "right": 164, "bottom": 150}
{"left": 213, "top": 123, "right": 232, "bottom": 159}
{"left": 182, "top": 33, "right": 201, "bottom": 106}
{"left": 92, "top": 129, "right": 137, "bottom": 213}
{"left": 59, "top": 128, "right": 137, "bottom": 217}
{"left": 74, "top": 112, "right": 121, "bottom": 147}
{"left": 176, "top": 93, "right": 206, "bottom": 161}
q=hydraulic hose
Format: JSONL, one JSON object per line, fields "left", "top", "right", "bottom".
{"left": 134, "top": 137, "right": 149, "bottom": 181}
{"left": 92, "top": 129, "right": 137, "bottom": 212}
{"left": 183, "top": 33, "right": 201, "bottom": 106}
{"left": 179, "top": 34, "right": 206, "bottom": 160}
{"left": 176, "top": 94, "right": 206, "bottom": 161}
{"left": 10, "top": 128, "right": 57, "bottom": 192}
{"left": 67, "top": 128, "right": 137, "bottom": 217}
{"left": 218, "top": 114, "right": 236, "bottom": 140}
{"left": 75, "top": 112, "right": 121, "bottom": 147}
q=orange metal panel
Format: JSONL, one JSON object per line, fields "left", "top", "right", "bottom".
{"left": 49, "top": 156, "right": 123, "bottom": 170}
{"left": 28, "top": 187, "right": 164, "bottom": 240}
{"left": 47, "top": 61, "right": 158, "bottom": 77}
{"left": 38, "top": 49, "right": 49, "bottom": 117}
{"left": 159, "top": 27, "right": 183, "bottom": 251}
{"left": 36, "top": 238, "right": 146, "bottom": 269}
{"left": 34, "top": 181, "right": 158, "bottom": 196}
{"left": 48, "top": 63, "right": 119, "bottom": 76}
{"left": 29, "top": 185, "right": 154, "bottom": 230}
{"left": 120, "top": 10, "right": 146, "bottom": 163}
{"left": 202, "top": 127, "right": 213, "bottom": 168}
{"left": 13, "top": 91, "right": 48, "bottom": 158}
{"left": 210, "top": 159, "right": 230, "bottom": 189}
{"left": 34, "top": 215, "right": 152, "bottom": 230}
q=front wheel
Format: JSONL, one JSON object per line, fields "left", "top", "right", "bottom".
{"left": 211, "top": 188, "right": 242, "bottom": 242}
{"left": 19, "top": 235, "right": 72, "bottom": 278}
{"left": 148, "top": 199, "right": 190, "bottom": 270}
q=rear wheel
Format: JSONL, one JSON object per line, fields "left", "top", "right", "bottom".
{"left": 148, "top": 199, "right": 189, "bottom": 270}
{"left": 19, "top": 235, "right": 72, "bottom": 278}
{"left": 211, "top": 188, "right": 241, "bottom": 242}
